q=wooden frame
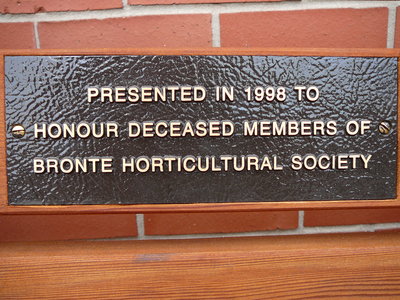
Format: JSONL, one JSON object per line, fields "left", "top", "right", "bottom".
{"left": 1, "top": 48, "right": 399, "bottom": 214}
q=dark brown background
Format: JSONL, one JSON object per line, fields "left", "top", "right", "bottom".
{"left": 5, "top": 54, "right": 398, "bottom": 205}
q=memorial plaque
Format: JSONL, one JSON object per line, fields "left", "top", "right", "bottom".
{"left": 3, "top": 53, "right": 398, "bottom": 206}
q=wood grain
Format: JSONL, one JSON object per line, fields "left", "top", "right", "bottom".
{"left": 1, "top": 232, "right": 400, "bottom": 299}
{"left": 1, "top": 48, "right": 399, "bottom": 214}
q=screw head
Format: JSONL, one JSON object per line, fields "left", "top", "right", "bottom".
{"left": 379, "top": 121, "right": 391, "bottom": 135}
{"left": 11, "top": 124, "right": 25, "bottom": 138}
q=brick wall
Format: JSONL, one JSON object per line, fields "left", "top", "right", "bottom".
{"left": 1, "top": 0, "right": 400, "bottom": 242}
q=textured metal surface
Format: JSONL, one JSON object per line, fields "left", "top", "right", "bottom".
{"left": 5, "top": 55, "right": 398, "bottom": 205}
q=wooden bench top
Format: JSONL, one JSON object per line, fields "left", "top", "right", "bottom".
{"left": 1, "top": 232, "right": 400, "bottom": 299}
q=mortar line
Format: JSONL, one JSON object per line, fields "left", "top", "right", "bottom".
{"left": 122, "top": 0, "right": 129, "bottom": 9}
{"left": 88, "top": 221, "right": 400, "bottom": 241}
{"left": 136, "top": 214, "right": 145, "bottom": 240}
{"left": 211, "top": 13, "right": 221, "bottom": 47}
{"left": 120, "top": 222, "right": 400, "bottom": 240}
{"left": 33, "top": 21, "right": 40, "bottom": 49}
{"left": 298, "top": 211, "right": 304, "bottom": 231}
{"left": 0, "top": 2, "right": 398, "bottom": 23}
{"left": 387, "top": 6, "right": 397, "bottom": 48}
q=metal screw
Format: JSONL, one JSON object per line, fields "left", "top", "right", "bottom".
{"left": 379, "top": 121, "right": 391, "bottom": 135}
{"left": 11, "top": 124, "right": 25, "bottom": 138}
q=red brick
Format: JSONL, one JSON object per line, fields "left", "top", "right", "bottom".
{"left": 375, "top": 228, "right": 400, "bottom": 233}
{"left": 0, "top": 0, "right": 122, "bottom": 14}
{"left": 0, "top": 214, "right": 137, "bottom": 242}
{"left": 130, "top": 0, "right": 284, "bottom": 4}
{"left": 145, "top": 211, "right": 298, "bottom": 235}
{"left": 39, "top": 15, "right": 212, "bottom": 49}
{"left": 304, "top": 208, "right": 400, "bottom": 227}
{"left": 0, "top": 23, "right": 35, "bottom": 49}
{"left": 395, "top": 7, "right": 400, "bottom": 47}
{"left": 220, "top": 8, "right": 387, "bottom": 48}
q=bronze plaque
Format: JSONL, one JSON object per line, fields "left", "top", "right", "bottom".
{"left": 4, "top": 55, "right": 397, "bottom": 205}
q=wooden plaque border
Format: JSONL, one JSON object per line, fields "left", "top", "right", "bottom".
{"left": 1, "top": 48, "right": 399, "bottom": 214}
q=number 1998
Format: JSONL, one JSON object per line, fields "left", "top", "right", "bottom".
{"left": 245, "top": 86, "right": 286, "bottom": 102}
